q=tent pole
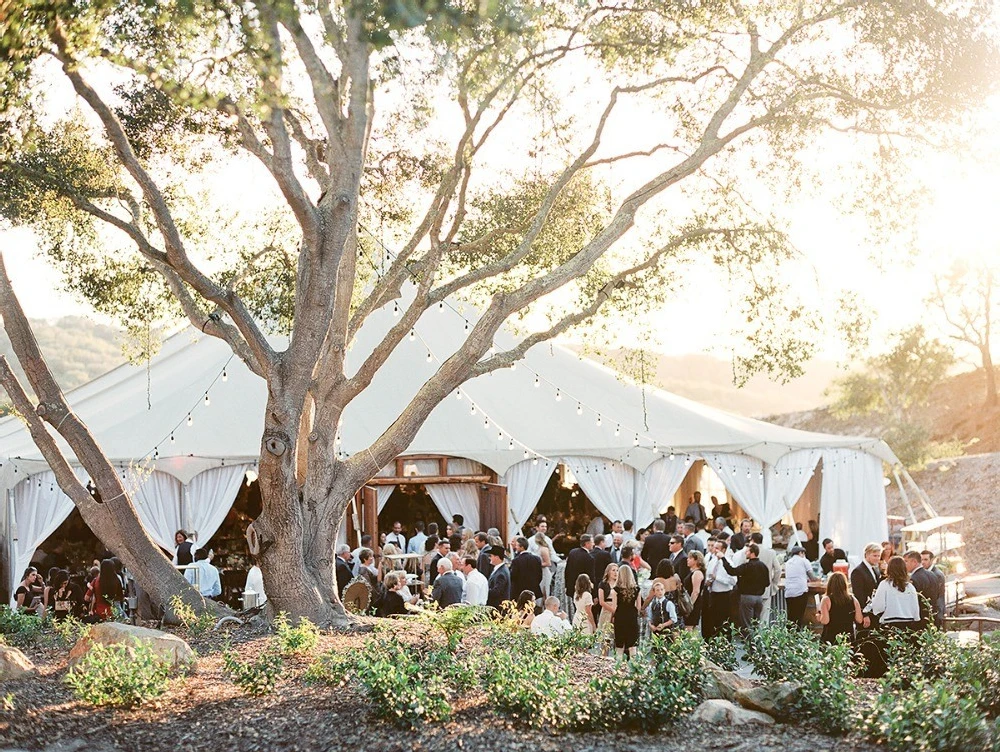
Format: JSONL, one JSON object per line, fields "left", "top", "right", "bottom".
{"left": 892, "top": 467, "right": 918, "bottom": 525}
{"left": 6, "top": 488, "right": 16, "bottom": 604}
{"left": 900, "top": 467, "right": 937, "bottom": 519}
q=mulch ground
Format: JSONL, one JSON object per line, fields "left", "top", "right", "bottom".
{"left": 0, "top": 620, "right": 880, "bottom": 752}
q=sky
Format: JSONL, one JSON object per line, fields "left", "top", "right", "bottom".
{"left": 2, "top": 14, "right": 999, "bottom": 373}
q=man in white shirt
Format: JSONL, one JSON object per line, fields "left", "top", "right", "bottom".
{"left": 527, "top": 519, "right": 559, "bottom": 562}
{"left": 783, "top": 545, "right": 819, "bottom": 626}
{"left": 713, "top": 517, "right": 735, "bottom": 537}
{"left": 460, "top": 556, "right": 488, "bottom": 606}
{"left": 530, "top": 596, "right": 572, "bottom": 637}
{"left": 406, "top": 521, "right": 427, "bottom": 555}
{"left": 384, "top": 521, "right": 406, "bottom": 551}
{"left": 185, "top": 549, "right": 222, "bottom": 598}
{"left": 705, "top": 539, "right": 737, "bottom": 638}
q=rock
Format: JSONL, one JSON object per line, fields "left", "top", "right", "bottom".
{"left": 0, "top": 645, "right": 36, "bottom": 680}
{"left": 690, "top": 699, "right": 775, "bottom": 725}
{"left": 702, "top": 664, "right": 754, "bottom": 701}
{"left": 734, "top": 682, "right": 802, "bottom": 719}
{"left": 68, "top": 622, "right": 196, "bottom": 669}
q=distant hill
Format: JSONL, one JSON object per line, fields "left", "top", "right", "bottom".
{"left": 765, "top": 367, "right": 1000, "bottom": 455}
{"left": 571, "top": 347, "right": 842, "bottom": 418}
{"left": 0, "top": 317, "right": 126, "bottom": 397}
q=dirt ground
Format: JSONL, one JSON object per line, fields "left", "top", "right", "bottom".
{"left": 0, "top": 621, "right": 882, "bottom": 752}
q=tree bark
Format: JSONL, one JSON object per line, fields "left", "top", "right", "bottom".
{"left": 981, "top": 344, "right": 998, "bottom": 407}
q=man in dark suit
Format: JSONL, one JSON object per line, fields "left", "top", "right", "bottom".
{"left": 820, "top": 538, "right": 848, "bottom": 575}
{"left": 335, "top": 544, "right": 354, "bottom": 597}
{"left": 592, "top": 535, "right": 613, "bottom": 586}
{"left": 730, "top": 518, "right": 753, "bottom": 553}
{"left": 921, "top": 550, "right": 947, "bottom": 628}
{"left": 903, "top": 551, "right": 937, "bottom": 628}
{"left": 431, "top": 559, "right": 464, "bottom": 608}
{"left": 428, "top": 538, "right": 451, "bottom": 586}
{"left": 486, "top": 546, "right": 511, "bottom": 609}
{"left": 509, "top": 536, "right": 543, "bottom": 601}
{"left": 668, "top": 535, "right": 690, "bottom": 582}
{"left": 642, "top": 519, "right": 672, "bottom": 574}
{"left": 475, "top": 532, "right": 493, "bottom": 577}
{"left": 564, "top": 534, "right": 595, "bottom": 593}
{"left": 851, "top": 542, "right": 883, "bottom": 628}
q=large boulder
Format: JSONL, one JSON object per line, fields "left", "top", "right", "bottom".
{"left": 734, "top": 682, "right": 802, "bottom": 719}
{"left": 690, "top": 699, "right": 775, "bottom": 725}
{"left": 702, "top": 664, "right": 754, "bottom": 701}
{"left": 68, "top": 622, "right": 196, "bottom": 670}
{"left": 0, "top": 645, "right": 36, "bottom": 680}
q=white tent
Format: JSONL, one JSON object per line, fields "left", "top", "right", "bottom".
{"left": 0, "top": 294, "right": 896, "bottom": 596}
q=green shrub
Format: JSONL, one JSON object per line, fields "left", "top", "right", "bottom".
{"left": 703, "top": 624, "right": 739, "bottom": 671}
{"left": 51, "top": 616, "right": 91, "bottom": 647}
{"left": 308, "top": 636, "right": 456, "bottom": 727}
{"left": 482, "top": 620, "right": 597, "bottom": 659}
{"left": 222, "top": 646, "right": 283, "bottom": 696}
{"left": 0, "top": 606, "right": 45, "bottom": 647}
{"left": 169, "top": 596, "right": 215, "bottom": 636}
{"left": 743, "top": 620, "right": 856, "bottom": 733}
{"left": 64, "top": 642, "right": 170, "bottom": 707}
{"left": 273, "top": 612, "right": 318, "bottom": 656}
{"left": 863, "top": 680, "right": 993, "bottom": 752}
{"left": 415, "top": 604, "right": 491, "bottom": 653}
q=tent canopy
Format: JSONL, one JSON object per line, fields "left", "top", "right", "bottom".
{"left": 0, "top": 291, "right": 899, "bottom": 481}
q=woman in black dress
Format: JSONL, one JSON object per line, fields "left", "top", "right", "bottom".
{"left": 818, "top": 571, "right": 862, "bottom": 644}
{"left": 376, "top": 572, "right": 409, "bottom": 618}
{"left": 612, "top": 564, "right": 642, "bottom": 661}
{"left": 684, "top": 551, "right": 706, "bottom": 633}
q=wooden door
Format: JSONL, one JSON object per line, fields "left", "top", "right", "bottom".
{"left": 361, "top": 485, "right": 379, "bottom": 548}
{"left": 479, "top": 483, "right": 508, "bottom": 542}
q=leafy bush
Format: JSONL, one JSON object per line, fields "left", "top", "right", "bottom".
{"left": 415, "top": 604, "right": 492, "bottom": 653}
{"left": 64, "top": 642, "right": 170, "bottom": 707}
{"left": 703, "top": 624, "right": 739, "bottom": 671}
{"left": 307, "top": 636, "right": 457, "bottom": 727}
{"left": 169, "top": 596, "right": 215, "bottom": 636}
{"left": 862, "top": 680, "right": 993, "bottom": 752}
{"left": 51, "top": 616, "right": 91, "bottom": 647}
{"left": 743, "top": 620, "right": 856, "bottom": 733}
{"left": 273, "top": 612, "right": 319, "bottom": 656}
{"left": 481, "top": 620, "right": 597, "bottom": 659}
{"left": 0, "top": 606, "right": 45, "bottom": 647}
{"left": 222, "top": 646, "right": 283, "bottom": 696}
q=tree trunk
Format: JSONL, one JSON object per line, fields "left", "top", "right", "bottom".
{"left": 981, "top": 344, "right": 998, "bottom": 407}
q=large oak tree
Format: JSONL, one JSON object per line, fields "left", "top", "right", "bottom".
{"left": 0, "top": 0, "right": 995, "bottom": 623}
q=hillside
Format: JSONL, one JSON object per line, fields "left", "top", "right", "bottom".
{"left": 0, "top": 317, "right": 126, "bottom": 395}
{"left": 572, "top": 348, "right": 841, "bottom": 417}
{"left": 765, "top": 367, "right": 1000, "bottom": 455}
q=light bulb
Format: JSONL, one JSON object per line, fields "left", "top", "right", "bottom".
{"left": 186, "top": 414, "right": 193, "bottom": 426}
{"left": 508, "top": 439, "right": 514, "bottom": 450}
{"left": 471, "top": 404, "right": 476, "bottom": 415}
{"left": 633, "top": 434, "right": 639, "bottom": 446}
{"left": 464, "top": 321, "right": 469, "bottom": 332}
{"left": 523, "top": 449, "right": 529, "bottom": 459}
{"left": 652, "top": 444, "right": 658, "bottom": 454}
{"left": 669, "top": 452, "right": 675, "bottom": 461}
{"left": 532, "top": 457, "right": 538, "bottom": 465}
{"left": 555, "top": 389, "right": 561, "bottom": 401}
{"left": 204, "top": 393, "right": 210, "bottom": 406}
{"left": 614, "top": 425, "right": 620, "bottom": 437}
{"left": 426, "top": 352, "right": 432, "bottom": 362}
{"left": 509, "top": 362, "right": 516, "bottom": 371}
{"left": 455, "top": 389, "right": 462, "bottom": 400}
{"left": 596, "top": 414, "right": 602, "bottom": 427}
{"left": 497, "top": 430, "right": 503, "bottom": 441}
{"left": 576, "top": 403, "right": 583, "bottom": 415}
{"left": 483, "top": 418, "right": 489, "bottom": 429}
{"left": 222, "top": 369, "right": 228, "bottom": 382}
{"left": 409, "top": 330, "right": 415, "bottom": 341}
{"left": 438, "top": 301, "right": 444, "bottom": 313}
{"left": 170, "top": 433, "right": 175, "bottom": 444}
{"left": 393, "top": 302, "right": 399, "bottom": 316}
{"left": 534, "top": 376, "right": 540, "bottom": 388}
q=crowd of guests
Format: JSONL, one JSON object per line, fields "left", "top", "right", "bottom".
{"left": 13, "top": 556, "right": 129, "bottom": 622}
{"left": 345, "top": 502, "right": 950, "bottom": 672}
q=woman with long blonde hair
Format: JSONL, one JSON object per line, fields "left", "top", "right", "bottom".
{"left": 572, "top": 573, "right": 597, "bottom": 634}
{"left": 534, "top": 531, "right": 553, "bottom": 597}
{"left": 596, "top": 563, "right": 619, "bottom": 655}
{"left": 612, "top": 564, "right": 642, "bottom": 660}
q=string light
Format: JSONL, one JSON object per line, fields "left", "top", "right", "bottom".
{"left": 576, "top": 403, "right": 583, "bottom": 415}
{"left": 438, "top": 301, "right": 444, "bottom": 313}
{"left": 426, "top": 352, "right": 432, "bottom": 362}
{"left": 170, "top": 433, "right": 175, "bottom": 444}
{"left": 634, "top": 434, "right": 639, "bottom": 446}
{"left": 483, "top": 418, "right": 489, "bottom": 429}
{"left": 596, "top": 414, "right": 602, "bottom": 427}
{"left": 204, "top": 393, "right": 210, "bottom": 407}
{"left": 470, "top": 404, "right": 476, "bottom": 415}
{"left": 534, "top": 376, "right": 540, "bottom": 388}
{"left": 555, "top": 389, "right": 561, "bottom": 401}
{"left": 409, "top": 329, "right": 415, "bottom": 341}
{"left": 222, "top": 369, "right": 228, "bottom": 382}
{"left": 392, "top": 301, "right": 399, "bottom": 316}
{"left": 186, "top": 414, "right": 193, "bottom": 426}
{"left": 614, "top": 424, "right": 620, "bottom": 436}
{"left": 455, "top": 389, "right": 462, "bottom": 400}
{"left": 669, "top": 452, "right": 675, "bottom": 461}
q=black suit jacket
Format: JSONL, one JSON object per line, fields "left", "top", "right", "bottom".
{"left": 487, "top": 564, "right": 511, "bottom": 608}
{"left": 910, "top": 566, "right": 936, "bottom": 625}
{"left": 592, "top": 548, "right": 613, "bottom": 588}
{"left": 642, "top": 532, "right": 672, "bottom": 574}
{"left": 476, "top": 548, "right": 494, "bottom": 578}
{"left": 564, "top": 547, "right": 595, "bottom": 592}
{"left": 428, "top": 553, "right": 444, "bottom": 585}
{"left": 669, "top": 550, "right": 690, "bottom": 583}
{"left": 730, "top": 532, "right": 747, "bottom": 552}
{"left": 336, "top": 558, "right": 354, "bottom": 597}
{"left": 510, "top": 551, "right": 543, "bottom": 599}
{"left": 851, "top": 561, "right": 881, "bottom": 611}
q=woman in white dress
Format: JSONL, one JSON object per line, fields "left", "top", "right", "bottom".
{"left": 572, "top": 573, "right": 597, "bottom": 634}
{"left": 534, "top": 531, "right": 553, "bottom": 597}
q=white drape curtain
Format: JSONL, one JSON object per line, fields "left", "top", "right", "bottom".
{"left": 125, "top": 469, "right": 183, "bottom": 552}
{"left": 10, "top": 468, "right": 88, "bottom": 602}
{"left": 762, "top": 449, "right": 822, "bottom": 541}
{"left": 425, "top": 458, "right": 481, "bottom": 530}
{"left": 635, "top": 456, "right": 693, "bottom": 528}
{"left": 500, "top": 459, "right": 555, "bottom": 535}
{"left": 374, "top": 463, "right": 396, "bottom": 513}
{"left": 704, "top": 453, "right": 769, "bottom": 543}
{"left": 820, "top": 449, "right": 887, "bottom": 564}
{"left": 184, "top": 464, "right": 251, "bottom": 548}
{"left": 563, "top": 457, "right": 636, "bottom": 523}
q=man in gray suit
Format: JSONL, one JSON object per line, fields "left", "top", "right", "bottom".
{"left": 682, "top": 522, "right": 706, "bottom": 554}
{"left": 431, "top": 558, "right": 464, "bottom": 608}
